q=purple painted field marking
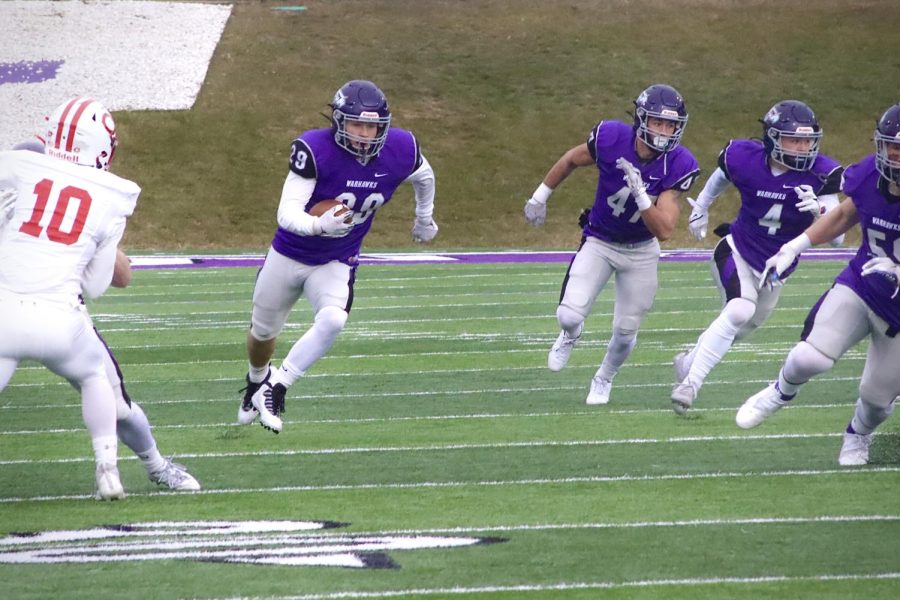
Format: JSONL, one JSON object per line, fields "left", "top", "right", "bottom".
{"left": 0, "top": 60, "right": 65, "bottom": 85}
{"left": 129, "top": 248, "right": 858, "bottom": 270}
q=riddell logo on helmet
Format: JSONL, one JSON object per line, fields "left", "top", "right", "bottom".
{"left": 46, "top": 147, "right": 80, "bottom": 163}
{"left": 359, "top": 111, "right": 380, "bottom": 119}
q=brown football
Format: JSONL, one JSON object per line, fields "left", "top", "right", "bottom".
{"left": 308, "top": 199, "right": 352, "bottom": 222}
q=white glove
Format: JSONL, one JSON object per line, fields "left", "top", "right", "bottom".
{"left": 615, "top": 157, "right": 651, "bottom": 211}
{"left": 686, "top": 197, "right": 708, "bottom": 240}
{"left": 314, "top": 205, "right": 353, "bottom": 236}
{"left": 412, "top": 217, "right": 438, "bottom": 243}
{"left": 524, "top": 197, "right": 547, "bottom": 226}
{"left": 861, "top": 257, "right": 900, "bottom": 298}
{"left": 758, "top": 234, "right": 812, "bottom": 290}
{"left": 794, "top": 184, "right": 823, "bottom": 217}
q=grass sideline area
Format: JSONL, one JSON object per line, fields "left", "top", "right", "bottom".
{"left": 1, "top": 260, "right": 898, "bottom": 599}
{"left": 112, "top": 0, "right": 897, "bottom": 251}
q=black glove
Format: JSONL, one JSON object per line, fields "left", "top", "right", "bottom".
{"left": 578, "top": 208, "right": 590, "bottom": 229}
{"left": 713, "top": 222, "right": 731, "bottom": 238}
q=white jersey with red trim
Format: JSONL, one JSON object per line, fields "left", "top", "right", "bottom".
{"left": 0, "top": 150, "right": 139, "bottom": 299}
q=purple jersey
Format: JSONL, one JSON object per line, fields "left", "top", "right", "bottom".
{"left": 582, "top": 120, "right": 699, "bottom": 244}
{"left": 834, "top": 155, "right": 900, "bottom": 329}
{"left": 723, "top": 139, "right": 842, "bottom": 275}
{"left": 272, "top": 127, "right": 421, "bottom": 265}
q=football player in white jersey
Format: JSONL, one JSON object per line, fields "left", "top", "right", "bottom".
{"left": 3, "top": 139, "right": 201, "bottom": 493}
{"left": 0, "top": 97, "right": 137, "bottom": 500}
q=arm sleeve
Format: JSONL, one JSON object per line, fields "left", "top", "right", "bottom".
{"left": 81, "top": 219, "right": 126, "bottom": 299}
{"left": 819, "top": 193, "right": 846, "bottom": 246}
{"left": 276, "top": 172, "right": 320, "bottom": 236}
{"left": 692, "top": 167, "right": 731, "bottom": 210}
{"left": 405, "top": 155, "right": 436, "bottom": 221}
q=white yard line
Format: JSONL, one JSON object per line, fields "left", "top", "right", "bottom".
{"left": 222, "top": 572, "right": 900, "bottom": 599}
{"left": 3, "top": 467, "right": 898, "bottom": 503}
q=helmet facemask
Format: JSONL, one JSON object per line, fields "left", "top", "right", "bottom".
{"left": 766, "top": 126, "right": 821, "bottom": 171}
{"left": 875, "top": 104, "right": 900, "bottom": 185}
{"left": 635, "top": 108, "right": 688, "bottom": 153}
{"left": 332, "top": 109, "right": 391, "bottom": 164}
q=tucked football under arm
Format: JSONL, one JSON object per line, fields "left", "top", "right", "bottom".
{"left": 276, "top": 172, "right": 319, "bottom": 236}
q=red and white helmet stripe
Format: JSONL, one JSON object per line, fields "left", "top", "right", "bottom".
{"left": 45, "top": 96, "right": 117, "bottom": 170}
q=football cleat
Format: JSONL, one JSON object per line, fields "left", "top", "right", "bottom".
{"left": 671, "top": 381, "right": 697, "bottom": 415}
{"left": 95, "top": 462, "right": 125, "bottom": 501}
{"left": 585, "top": 375, "right": 612, "bottom": 405}
{"left": 548, "top": 324, "right": 583, "bottom": 372}
{"left": 838, "top": 432, "right": 873, "bottom": 466}
{"left": 149, "top": 460, "right": 201, "bottom": 491}
{"left": 673, "top": 350, "right": 691, "bottom": 383}
{"left": 736, "top": 382, "right": 793, "bottom": 429}
{"left": 238, "top": 368, "right": 270, "bottom": 425}
{"left": 251, "top": 381, "right": 286, "bottom": 434}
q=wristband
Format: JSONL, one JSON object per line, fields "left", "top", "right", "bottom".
{"left": 531, "top": 183, "right": 553, "bottom": 205}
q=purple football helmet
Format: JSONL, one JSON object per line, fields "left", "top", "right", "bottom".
{"left": 875, "top": 103, "right": 900, "bottom": 185}
{"left": 329, "top": 80, "right": 391, "bottom": 163}
{"left": 761, "top": 100, "right": 822, "bottom": 171}
{"left": 633, "top": 84, "right": 689, "bottom": 153}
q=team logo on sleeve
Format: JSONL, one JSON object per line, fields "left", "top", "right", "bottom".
{"left": 0, "top": 521, "right": 506, "bottom": 569}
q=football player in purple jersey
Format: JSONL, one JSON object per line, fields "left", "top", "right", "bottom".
{"left": 670, "top": 100, "right": 844, "bottom": 415}
{"left": 524, "top": 84, "right": 699, "bottom": 405}
{"left": 238, "top": 80, "right": 437, "bottom": 433}
{"left": 737, "top": 103, "right": 900, "bottom": 466}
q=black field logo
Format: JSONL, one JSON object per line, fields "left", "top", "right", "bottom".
{"left": 0, "top": 520, "right": 506, "bottom": 569}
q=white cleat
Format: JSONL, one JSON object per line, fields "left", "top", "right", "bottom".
{"left": 673, "top": 350, "right": 691, "bottom": 383}
{"left": 736, "top": 383, "right": 791, "bottom": 429}
{"left": 838, "top": 432, "right": 873, "bottom": 466}
{"left": 671, "top": 381, "right": 697, "bottom": 415}
{"left": 251, "top": 381, "right": 285, "bottom": 434}
{"left": 95, "top": 462, "right": 126, "bottom": 501}
{"left": 548, "top": 324, "right": 583, "bottom": 372}
{"left": 149, "top": 460, "right": 201, "bottom": 491}
{"left": 585, "top": 375, "right": 612, "bottom": 405}
{"left": 238, "top": 370, "right": 270, "bottom": 425}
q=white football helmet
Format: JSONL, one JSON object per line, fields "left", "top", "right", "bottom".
{"left": 44, "top": 97, "right": 117, "bottom": 170}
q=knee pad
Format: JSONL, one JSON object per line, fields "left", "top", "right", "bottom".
{"left": 723, "top": 298, "right": 756, "bottom": 328}
{"left": 556, "top": 304, "right": 584, "bottom": 332}
{"left": 249, "top": 314, "right": 280, "bottom": 342}
{"left": 315, "top": 305, "right": 348, "bottom": 336}
{"left": 784, "top": 341, "right": 834, "bottom": 383}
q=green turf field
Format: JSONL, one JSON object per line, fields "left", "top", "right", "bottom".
{"left": 1, "top": 258, "right": 897, "bottom": 599}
